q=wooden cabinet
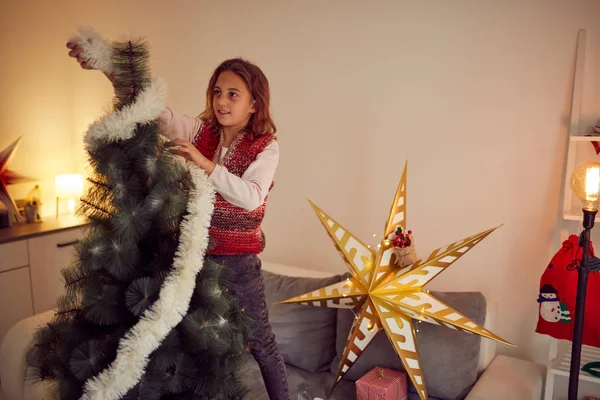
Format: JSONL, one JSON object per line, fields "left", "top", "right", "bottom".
{"left": 0, "top": 267, "right": 33, "bottom": 346}
{"left": 0, "top": 241, "right": 28, "bottom": 274}
{"left": 0, "top": 216, "right": 86, "bottom": 342}
{"left": 29, "top": 228, "right": 83, "bottom": 314}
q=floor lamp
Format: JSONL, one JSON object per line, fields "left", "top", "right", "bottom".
{"left": 568, "top": 161, "right": 600, "bottom": 400}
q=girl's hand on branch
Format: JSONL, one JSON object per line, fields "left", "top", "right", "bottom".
{"left": 168, "top": 139, "right": 216, "bottom": 174}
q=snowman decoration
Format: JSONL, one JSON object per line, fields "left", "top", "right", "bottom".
{"left": 537, "top": 284, "right": 571, "bottom": 323}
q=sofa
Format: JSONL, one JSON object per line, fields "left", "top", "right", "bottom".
{"left": 0, "top": 261, "right": 545, "bottom": 400}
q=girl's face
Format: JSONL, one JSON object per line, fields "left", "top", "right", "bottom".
{"left": 213, "top": 71, "right": 255, "bottom": 132}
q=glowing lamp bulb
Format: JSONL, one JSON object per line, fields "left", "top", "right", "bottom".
{"left": 571, "top": 162, "right": 600, "bottom": 211}
{"left": 55, "top": 174, "right": 84, "bottom": 216}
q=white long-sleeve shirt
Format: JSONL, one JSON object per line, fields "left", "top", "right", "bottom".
{"left": 159, "top": 108, "right": 279, "bottom": 211}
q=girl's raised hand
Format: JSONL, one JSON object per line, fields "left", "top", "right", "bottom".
{"left": 66, "top": 40, "right": 94, "bottom": 70}
{"left": 65, "top": 40, "right": 115, "bottom": 84}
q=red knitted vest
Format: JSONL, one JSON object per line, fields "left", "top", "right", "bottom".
{"left": 194, "top": 124, "right": 275, "bottom": 255}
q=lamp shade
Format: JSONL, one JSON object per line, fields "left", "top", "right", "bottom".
{"left": 55, "top": 174, "right": 84, "bottom": 199}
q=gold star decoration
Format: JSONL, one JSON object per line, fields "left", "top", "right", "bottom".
{"left": 280, "top": 162, "right": 513, "bottom": 400}
{"left": 0, "top": 137, "right": 35, "bottom": 224}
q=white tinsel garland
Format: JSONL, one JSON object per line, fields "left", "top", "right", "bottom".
{"left": 83, "top": 76, "right": 167, "bottom": 151}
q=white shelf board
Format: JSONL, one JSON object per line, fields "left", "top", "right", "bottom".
{"left": 550, "top": 342, "right": 600, "bottom": 384}
{"left": 570, "top": 136, "right": 600, "bottom": 142}
{"left": 563, "top": 208, "right": 600, "bottom": 222}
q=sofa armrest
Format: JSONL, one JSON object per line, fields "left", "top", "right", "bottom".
{"left": 0, "top": 310, "right": 54, "bottom": 400}
{"left": 466, "top": 355, "right": 546, "bottom": 400}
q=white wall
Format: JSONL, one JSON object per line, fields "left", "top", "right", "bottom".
{"left": 2, "top": 0, "right": 600, "bottom": 365}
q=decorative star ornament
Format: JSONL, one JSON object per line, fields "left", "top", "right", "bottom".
{"left": 0, "top": 137, "right": 35, "bottom": 224}
{"left": 280, "top": 162, "right": 513, "bottom": 400}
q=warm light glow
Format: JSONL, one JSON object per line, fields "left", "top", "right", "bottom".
{"left": 55, "top": 174, "right": 84, "bottom": 198}
{"left": 55, "top": 174, "right": 84, "bottom": 216}
{"left": 67, "top": 199, "right": 76, "bottom": 214}
{"left": 585, "top": 167, "right": 600, "bottom": 200}
{"left": 570, "top": 162, "right": 600, "bottom": 211}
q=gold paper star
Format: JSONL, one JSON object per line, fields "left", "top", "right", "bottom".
{"left": 281, "top": 162, "right": 513, "bottom": 400}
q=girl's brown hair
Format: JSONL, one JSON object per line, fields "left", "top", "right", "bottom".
{"left": 199, "top": 58, "right": 277, "bottom": 137}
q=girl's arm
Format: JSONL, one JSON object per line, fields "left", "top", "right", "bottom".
{"left": 159, "top": 107, "right": 202, "bottom": 143}
{"left": 209, "top": 140, "right": 279, "bottom": 211}
{"left": 66, "top": 39, "right": 200, "bottom": 143}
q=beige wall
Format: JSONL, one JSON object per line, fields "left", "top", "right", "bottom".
{"left": 2, "top": 0, "right": 600, "bottom": 365}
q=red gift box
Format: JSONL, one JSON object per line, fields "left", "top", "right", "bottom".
{"left": 356, "top": 366, "right": 407, "bottom": 400}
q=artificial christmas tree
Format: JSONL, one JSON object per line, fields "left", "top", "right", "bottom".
{"left": 26, "top": 27, "right": 251, "bottom": 400}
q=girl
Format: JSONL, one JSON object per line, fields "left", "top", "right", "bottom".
{"left": 67, "top": 43, "right": 290, "bottom": 400}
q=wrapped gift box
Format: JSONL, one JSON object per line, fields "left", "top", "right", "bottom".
{"left": 356, "top": 366, "right": 407, "bottom": 400}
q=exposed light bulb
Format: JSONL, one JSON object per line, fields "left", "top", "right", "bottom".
{"left": 571, "top": 161, "right": 600, "bottom": 211}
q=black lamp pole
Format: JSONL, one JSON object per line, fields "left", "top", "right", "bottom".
{"left": 568, "top": 208, "right": 597, "bottom": 400}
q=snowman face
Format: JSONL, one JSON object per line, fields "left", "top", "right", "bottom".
{"left": 541, "top": 293, "right": 558, "bottom": 300}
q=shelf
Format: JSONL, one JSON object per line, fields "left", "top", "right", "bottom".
{"left": 0, "top": 215, "right": 88, "bottom": 245}
{"left": 563, "top": 212, "right": 600, "bottom": 222}
{"left": 563, "top": 206, "right": 600, "bottom": 222}
{"left": 560, "top": 29, "right": 593, "bottom": 228}
{"left": 550, "top": 342, "right": 600, "bottom": 384}
{"left": 570, "top": 136, "right": 600, "bottom": 142}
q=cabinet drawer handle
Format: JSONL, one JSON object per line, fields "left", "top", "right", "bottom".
{"left": 57, "top": 240, "right": 79, "bottom": 248}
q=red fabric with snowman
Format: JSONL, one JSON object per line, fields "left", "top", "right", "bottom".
{"left": 536, "top": 234, "right": 600, "bottom": 347}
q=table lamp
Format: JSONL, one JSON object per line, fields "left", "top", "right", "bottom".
{"left": 55, "top": 174, "right": 84, "bottom": 217}
{"left": 568, "top": 161, "right": 600, "bottom": 400}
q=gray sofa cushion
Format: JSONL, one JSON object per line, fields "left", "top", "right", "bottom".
{"left": 262, "top": 270, "right": 345, "bottom": 373}
{"left": 240, "top": 357, "right": 442, "bottom": 400}
{"left": 330, "top": 291, "right": 486, "bottom": 400}
{"left": 241, "top": 358, "right": 357, "bottom": 400}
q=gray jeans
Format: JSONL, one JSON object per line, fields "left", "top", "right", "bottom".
{"left": 207, "top": 255, "right": 290, "bottom": 400}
